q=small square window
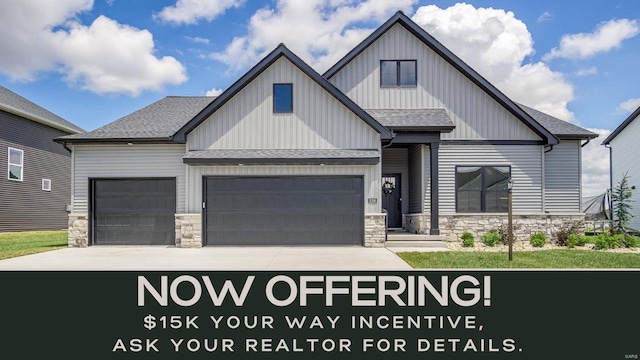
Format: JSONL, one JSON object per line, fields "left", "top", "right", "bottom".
{"left": 273, "top": 83, "right": 293, "bottom": 113}
{"left": 42, "top": 179, "right": 51, "bottom": 192}
{"left": 380, "top": 60, "right": 417, "bottom": 87}
{"left": 7, "top": 147, "right": 23, "bottom": 181}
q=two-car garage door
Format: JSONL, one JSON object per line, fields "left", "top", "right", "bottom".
{"left": 91, "top": 176, "right": 364, "bottom": 246}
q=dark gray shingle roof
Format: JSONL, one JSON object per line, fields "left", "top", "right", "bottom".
{"left": 183, "top": 149, "right": 380, "bottom": 165}
{"left": 365, "top": 108, "right": 454, "bottom": 130}
{"left": 602, "top": 106, "right": 640, "bottom": 145}
{"left": 61, "top": 96, "right": 215, "bottom": 141}
{"left": 0, "top": 85, "right": 83, "bottom": 134}
{"left": 518, "top": 103, "right": 597, "bottom": 139}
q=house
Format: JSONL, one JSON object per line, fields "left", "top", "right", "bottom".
{"left": 58, "top": 11, "right": 596, "bottom": 247}
{"left": 602, "top": 106, "right": 640, "bottom": 231}
{"left": 1, "top": 85, "right": 84, "bottom": 232}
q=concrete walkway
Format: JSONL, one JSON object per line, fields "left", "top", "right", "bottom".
{"left": 0, "top": 246, "right": 413, "bottom": 270}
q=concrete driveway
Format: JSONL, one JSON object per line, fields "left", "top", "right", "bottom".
{"left": 0, "top": 246, "right": 412, "bottom": 270}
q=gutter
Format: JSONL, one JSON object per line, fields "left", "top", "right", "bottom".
{"left": 544, "top": 145, "right": 554, "bottom": 153}
{"left": 381, "top": 130, "right": 396, "bottom": 148}
{"left": 580, "top": 138, "right": 591, "bottom": 148}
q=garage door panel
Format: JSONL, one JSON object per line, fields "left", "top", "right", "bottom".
{"left": 92, "top": 179, "right": 176, "bottom": 245}
{"left": 205, "top": 176, "right": 363, "bottom": 246}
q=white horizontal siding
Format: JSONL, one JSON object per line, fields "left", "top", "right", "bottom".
{"left": 439, "top": 145, "right": 543, "bottom": 214}
{"left": 382, "top": 148, "right": 409, "bottom": 214}
{"left": 610, "top": 112, "right": 640, "bottom": 229}
{"left": 71, "top": 144, "right": 186, "bottom": 213}
{"left": 188, "top": 57, "right": 379, "bottom": 150}
{"left": 544, "top": 141, "right": 581, "bottom": 212}
{"left": 186, "top": 165, "right": 380, "bottom": 214}
{"left": 329, "top": 24, "right": 540, "bottom": 141}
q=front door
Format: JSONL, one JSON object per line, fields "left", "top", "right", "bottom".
{"left": 382, "top": 174, "right": 401, "bottom": 228}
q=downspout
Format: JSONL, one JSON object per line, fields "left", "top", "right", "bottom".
{"left": 605, "top": 144, "right": 613, "bottom": 221}
{"left": 544, "top": 144, "right": 554, "bottom": 153}
{"left": 580, "top": 138, "right": 591, "bottom": 148}
{"left": 60, "top": 140, "right": 72, "bottom": 153}
{"left": 381, "top": 130, "right": 396, "bottom": 148}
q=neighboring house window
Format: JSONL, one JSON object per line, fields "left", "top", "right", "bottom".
{"left": 7, "top": 147, "right": 23, "bottom": 181}
{"left": 456, "top": 166, "right": 511, "bottom": 213}
{"left": 42, "top": 179, "right": 51, "bottom": 192}
{"left": 273, "top": 83, "right": 293, "bottom": 113}
{"left": 380, "top": 60, "right": 417, "bottom": 87}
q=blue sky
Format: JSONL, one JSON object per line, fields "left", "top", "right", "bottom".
{"left": 1, "top": 0, "right": 639, "bottom": 195}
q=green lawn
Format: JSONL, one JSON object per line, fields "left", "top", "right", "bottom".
{"left": 0, "top": 231, "right": 67, "bottom": 260}
{"left": 398, "top": 250, "right": 640, "bottom": 268}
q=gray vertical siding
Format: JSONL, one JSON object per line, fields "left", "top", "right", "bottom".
{"left": 71, "top": 144, "right": 186, "bottom": 213}
{"left": 188, "top": 57, "right": 379, "bottom": 151}
{"left": 0, "top": 110, "right": 71, "bottom": 231}
{"left": 408, "top": 145, "right": 423, "bottom": 213}
{"left": 439, "top": 145, "right": 543, "bottom": 214}
{"left": 328, "top": 24, "right": 540, "bottom": 141}
{"left": 382, "top": 148, "right": 409, "bottom": 215}
{"left": 186, "top": 165, "right": 381, "bottom": 214}
{"left": 544, "top": 140, "right": 581, "bottom": 212}
{"left": 610, "top": 112, "right": 640, "bottom": 230}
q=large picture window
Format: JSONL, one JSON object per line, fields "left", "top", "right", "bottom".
{"left": 7, "top": 147, "right": 23, "bottom": 181}
{"left": 456, "top": 166, "right": 510, "bottom": 213}
{"left": 380, "top": 60, "right": 417, "bottom": 87}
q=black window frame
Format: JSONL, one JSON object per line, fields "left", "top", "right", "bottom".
{"left": 380, "top": 60, "right": 417, "bottom": 87}
{"left": 455, "top": 165, "right": 511, "bottom": 213}
{"left": 273, "top": 83, "right": 293, "bottom": 113}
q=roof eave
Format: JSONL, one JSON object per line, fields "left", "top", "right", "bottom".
{"left": 54, "top": 137, "right": 177, "bottom": 145}
{"left": 602, "top": 106, "right": 640, "bottom": 145}
{"left": 387, "top": 125, "right": 455, "bottom": 132}
{"left": 0, "top": 104, "right": 82, "bottom": 134}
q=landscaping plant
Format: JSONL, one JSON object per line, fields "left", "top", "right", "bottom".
{"left": 529, "top": 232, "right": 546, "bottom": 247}
{"left": 610, "top": 172, "right": 634, "bottom": 233}
{"left": 555, "top": 220, "right": 584, "bottom": 246}
{"left": 482, "top": 231, "right": 501, "bottom": 247}
{"left": 461, "top": 232, "right": 475, "bottom": 247}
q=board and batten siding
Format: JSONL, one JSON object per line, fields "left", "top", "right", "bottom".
{"left": 408, "top": 145, "right": 423, "bottom": 214}
{"left": 422, "top": 145, "right": 431, "bottom": 213}
{"left": 71, "top": 144, "right": 186, "bottom": 213}
{"left": 328, "top": 24, "right": 540, "bottom": 141}
{"left": 439, "top": 145, "right": 543, "bottom": 214}
{"left": 186, "top": 165, "right": 380, "bottom": 214}
{"left": 1, "top": 110, "right": 71, "bottom": 231}
{"left": 544, "top": 140, "right": 581, "bottom": 212}
{"left": 382, "top": 148, "right": 409, "bottom": 215}
{"left": 610, "top": 112, "right": 640, "bottom": 230}
{"left": 188, "top": 57, "right": 380, "bottom": 151}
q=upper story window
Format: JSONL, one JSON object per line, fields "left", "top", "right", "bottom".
{"left": 273, "top": 83, "right": 293, "bottom": 113}
{"left": 456, "top": 166, "right": 511, "bottom": 213}
{"left": 380, "top": 60, "right": 417, "bottom": 87}
{"left": 7, "top": 147, "right": 23, "bottom": 181}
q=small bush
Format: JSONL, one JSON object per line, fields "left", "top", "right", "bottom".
{"left": 461, "top": 232, "right": 475, "bottom": 247}
{"left": 621, "top": 235, "right": 639, "bottom": 248}
{"left": 530, "top": 232, "right": 546, "bottom": 247}
{"left": 555, "top": 220, "right": 584, "bottom": 246}
{"left": 594, "top": 232, "right": 621, "bottom": 250}
{"left": 496, "top": 224, "right": 521, "bottom": 245}
{"left": 567, "top": 234, "right": 580, "bottom": 249}
{"left": 577, "top": 235, "right": 588, "bottom": 246}
{"left": 482, "top": 231, "right": 501, "bottom": 247}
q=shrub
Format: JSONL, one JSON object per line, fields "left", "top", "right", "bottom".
{"left": 482, "top": 231, "right": 501, "bottom": 247}
{"left": 577, "top": 235, "right": 588, "bottom": 246}
{"left": 594, "top": 232, "right": 621, "bottom": 250}
{"left": 621, "top": 235, "right": 639, "bottom": 248}
{"left": 530, "top": 232, "right": 546, "bottom": 247}
{"left": 461, "top": 232, "right": 475, "bottom": 247}
{"left": 555, "top": 220, "right": 584, "bottom": 246}
{"left": 567, "top": 234, "right": 580, "bottom": 249}
{"left": 496, "top": 224, "right": 521, "bottom": 245}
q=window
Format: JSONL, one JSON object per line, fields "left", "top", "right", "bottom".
{"left": 456, "top": 166, "right": 510, "bottom": 213}
{"left": 42, "top": 179, "right": 51, "bottom": 192}
{"left": 273, "top": 83, "right": 293, "bottom": 113}
{"left": 7, "top": 147, "right": 23, "bottom": 181}
{"left": 380, "top": 60, "right": 417, "bottom": 87}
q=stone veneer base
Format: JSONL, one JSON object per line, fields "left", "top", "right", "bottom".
{"left": 364, "top": 214, "right": 386, "bottom": 247}
{"left": 68, "top": 213, "right": 88, "bottom": 247}
{"left": 175, "top": 214, "right": 202, "bottom": 248}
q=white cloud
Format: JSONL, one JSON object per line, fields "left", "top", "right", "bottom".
{"left": 412, "top": 3, "right": 574, "bottom": 120}
{"left": 574, "top": 66, "right": 598, "bottom": 76}
{"left": 0, "top": 0, "right": 187, "bottom": 96}
{"left": 617, "top": 97, "right": 640, "bottom": 113}
{"left": 543, "top": 19, "right": 639, "bottom": 61}
{"left": 537, "top": 11, "right": 553, "bottom": 23}
{"left": 185, "top": 36, "right": 210, "bottom": 44}
{"left": 155, "top": 0, "right": 243, "bottom": 25}
{"left": 211, "top": 0, "right": 415, "bottom": 74}
{"left": 582, "top": 128, "right": 612, "bottom": 196}
{"left": 205, "top": 87, "right": 223, "bottom": 96}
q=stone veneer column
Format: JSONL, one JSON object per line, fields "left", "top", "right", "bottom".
{"left": 68, "top": 214, "right": 88, "bottom": 247}
{"left": 175, "top": 214, "right": 203, "bottom": 248}
{"left": 364, "top": 214, "right": 386, "bottom": 247}
{"left": 405, "top": 214, "right": 431, "bottom": 234}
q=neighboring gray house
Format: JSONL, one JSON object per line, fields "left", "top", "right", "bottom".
{"left": 1, "top": 85, "right": 83, "bottom": 232}
{"left": 602, "top": 106, "right": 640, "bottom": 231}
{"left": 59, "top": 12, "right": 596, "bottom": 247}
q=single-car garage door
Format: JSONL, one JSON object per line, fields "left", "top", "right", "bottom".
{"left": 91, "top": 178, "right": 176, "bottom": 245}
{"left": 205, "top": 176, "right": 364, "bottom": 246}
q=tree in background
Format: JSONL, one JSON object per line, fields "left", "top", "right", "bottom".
{"left": 611, "top": 172, "right": 634, "bottom": 232}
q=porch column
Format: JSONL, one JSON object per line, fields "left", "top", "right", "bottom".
{"left": 429, "top": 142, "right": 440, "bottom": 235}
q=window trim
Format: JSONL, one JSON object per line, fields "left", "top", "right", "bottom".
{"left": 380, "top": 60, "right": 417, "bottom": 88}
{"left": 42, "top": 178, "right": 51, "bottom": 192}
{"left": 7, "top": 147, "right": 24, "bottom": 182}
{"left": 455, "top": 165, "right": 512, "bottom": 213}
{"left": 273, "top": 83, "right": 293, "bottom": 113}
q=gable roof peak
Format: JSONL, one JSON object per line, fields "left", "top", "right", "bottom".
{"left": 602, "top": 105, "right": 640, "bottom": 145}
